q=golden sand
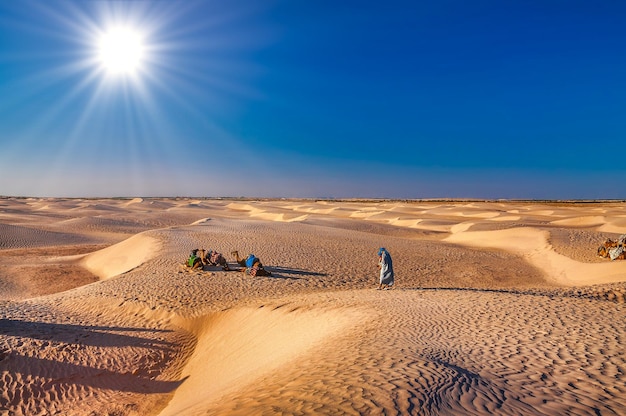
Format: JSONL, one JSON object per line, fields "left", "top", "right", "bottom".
{"left": 0, "top": 198, "right": 625, "bottom": 415}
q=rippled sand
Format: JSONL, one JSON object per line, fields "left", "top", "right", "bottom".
{"left": 1, "top": 197, "right": 625, "bottom": 415}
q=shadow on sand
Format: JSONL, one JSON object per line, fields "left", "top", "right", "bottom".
{"left": 0, "top": 319, "right": 174, "bottom": 350}
{"left": 0, "top": 352, "right": 188, "bottom": 394}
{"left": 265, "top": 266, "right": 328, "bottom": 280}
{"left": 0, "top": 319, "right": 187, "bottom": 396}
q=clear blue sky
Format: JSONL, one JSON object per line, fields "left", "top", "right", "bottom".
{"left": 0, "top": 0, "right": 624, "bottom": 199}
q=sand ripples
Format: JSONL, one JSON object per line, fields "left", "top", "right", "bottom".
{"left": 1, "top": 198, "right": 626, "bottom": 415}
{"left": 191, "top": 290, "right": 625, "bottom": 415}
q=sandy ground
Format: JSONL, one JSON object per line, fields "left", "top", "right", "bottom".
{"left": 0, "top": 197, "right": 625, "bottom": 415}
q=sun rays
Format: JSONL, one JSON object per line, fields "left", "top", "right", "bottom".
{"left": 0, "top": 0, "right": 277, "bottom": 197}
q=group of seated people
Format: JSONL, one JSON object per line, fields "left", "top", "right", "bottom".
{"left": 186, "top": 249, "right": 272, "bottom": 277}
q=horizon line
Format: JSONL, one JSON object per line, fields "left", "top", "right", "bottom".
{"left": 2, "top": 195, "right": 625, "bottom": 204}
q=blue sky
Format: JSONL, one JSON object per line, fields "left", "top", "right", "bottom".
{"left": 0, "top": 0, "right": 624, "bottom": 199}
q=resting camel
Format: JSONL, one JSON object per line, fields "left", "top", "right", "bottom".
{"left": 597, "top": 238, "right": 626, "bottom": 260}
{"left": 198, "top": 248, "right": 230, "bottom": 270}
{"left": 231, "top": 250, "right": 247, "bottom": 267}
{"left": 186, "top": 249, "right": 204, "bottom": 269}
{"left": 231, "top": 250, "right": 272, "bottom": 276}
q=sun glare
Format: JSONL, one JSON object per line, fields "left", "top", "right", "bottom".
{"left": 98, "top": 27, "right": 144, "bottom": 75}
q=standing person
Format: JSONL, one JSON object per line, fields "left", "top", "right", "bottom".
{"left": 377, "top": 247, "right": 394, "bottom": 290}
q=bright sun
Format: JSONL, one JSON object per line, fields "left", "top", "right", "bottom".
{"left": 98, "top": 27, "right": 144, "bottom": 75}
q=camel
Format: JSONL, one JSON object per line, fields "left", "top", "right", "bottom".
{"left": 186, "top": 249, "right": 204, "bottom": 269}
{"left": 231, "top": 250, "right": 247, "bottom": 267}
{"left": 597, "top": 237, "right": 626, "bottom": 260}
{"left": 231, "top": 250, "right": 272, "bottom": 276}
{"left": 199, "top": 248, "right": 230, "bottom": 270}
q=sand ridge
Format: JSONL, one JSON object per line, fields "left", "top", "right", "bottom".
{"left": 160, "top": 304, "right": 367, "bottom": 416}
{"left": 81, "top": 232, "right": 161, "bottom": 280}
{"left": 0, "top": 198, "right": 625, "bottom": 415}
{"left": 445, "top": 226, "right": 626, "bottom": 285}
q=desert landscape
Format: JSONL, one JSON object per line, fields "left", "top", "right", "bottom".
{"left": 0, "top": 197, "right": 625, "bottom": 415}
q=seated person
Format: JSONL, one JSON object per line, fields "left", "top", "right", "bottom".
{"left": 186, "top": 249, "right": 203, "bottom": 269}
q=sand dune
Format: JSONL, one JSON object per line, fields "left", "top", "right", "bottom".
{"left": 445, "top": 227, "right": 626, "bottom": 285}
{"left": 1, "top": 198, "right": 625, "bottom": 415}
{"left": 122, "top": 197, "right": 144, "bottom": 207}
{"left": 551, "top": 215, "right": 606, "bottom": 227}
{"left": 81, "top": 233, "right": 161, "bottom": 280}
{"left": 489, "top": 214, "right": 521, "bottom": 221}
{"left": 598, "top": 216, "right": 626, "bottom": 234}
{"left": 161, "top": 305, "right": 365, "bottom": 416}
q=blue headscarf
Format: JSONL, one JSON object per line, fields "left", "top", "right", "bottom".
{"left": 378, "top": 247, "right": 386, "bottom": 256}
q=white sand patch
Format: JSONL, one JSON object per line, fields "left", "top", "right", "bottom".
{"left": 122, "top": 197, "right": 143, "bottom": 207}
